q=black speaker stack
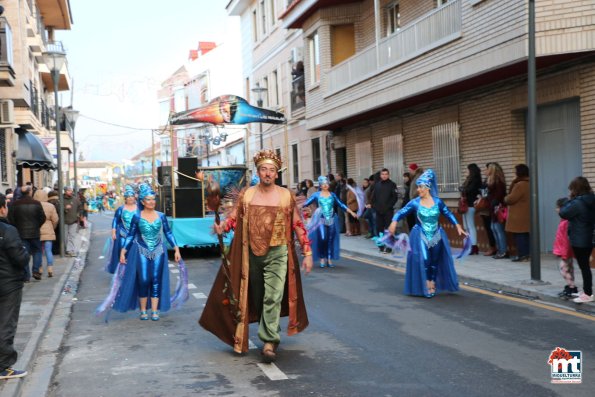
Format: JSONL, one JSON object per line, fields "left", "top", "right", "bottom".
{"left": 165, "top": 157, "right": 202, "bottom": 218}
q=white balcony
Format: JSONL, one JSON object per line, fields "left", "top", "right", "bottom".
{"left": 326, "top": 0, "right": 462, "bottom": 96}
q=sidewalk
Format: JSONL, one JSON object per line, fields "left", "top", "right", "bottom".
{"left": 0, "top": 225, "right": 91, "bottom": 397}
{"left": 340, "top": 234, "right": 595, "bottom": 315}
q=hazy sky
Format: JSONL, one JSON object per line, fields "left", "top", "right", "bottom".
{"left": 59, "top": 0, "right": 233, "bottom": 162}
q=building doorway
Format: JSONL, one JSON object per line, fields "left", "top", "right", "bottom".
{"left": 535, "top": 99, "right": 581, "bottom": 252}
{"left": 335, "top": 147, "right": 346, "bottom": 178}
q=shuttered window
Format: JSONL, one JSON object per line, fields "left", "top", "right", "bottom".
{"left": 432, "top": 122, "right": 460, "bottom": 193}
{"left": 383, "top": 134, "right": 403, "bottom": 182}
{"left": 355, "top": 141, "right": 372, "bottom": 179}
{"left": 0, "top": 129, "right": 7, "bottom": 183}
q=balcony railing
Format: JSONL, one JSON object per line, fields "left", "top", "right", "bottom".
{"left": 326, "top": 0, "right": 462, "bottom": 95}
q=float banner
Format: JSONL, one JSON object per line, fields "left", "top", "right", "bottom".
{"left": 170, "top": 95, "right": 286, "bottom": 126}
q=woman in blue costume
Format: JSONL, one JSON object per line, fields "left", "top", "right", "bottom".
{"left": 304, "top": 176, "right": 357, "bottom": 268}
{"left": 388, "top": 169, "right": 467, "bottom": 298}
{"left": 106, "top": 185, "right": 138, "bottom": 274}
{"left": 115, "top": 184, "right": 183, "bottom": 321}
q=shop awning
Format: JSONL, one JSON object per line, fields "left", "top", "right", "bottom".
{"left": 16, "top": 128, "right": 56, "bottom": 170}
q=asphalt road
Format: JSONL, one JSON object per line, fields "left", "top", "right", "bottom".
{"left": 48, "top": 212, "right": 595, "bottom": 397}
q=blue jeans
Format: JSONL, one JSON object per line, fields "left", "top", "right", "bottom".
{"left": 42, "top": 241, "right": 54, "bottom": 267}
{"left": 364, "top": 208, "right": 377, "bottom": 236}
{"left": 462, "top": 207, "right": 477, "bottom": 245}
{"left": 22, "top": 238, "right": 42, "bottom": 279}
{"left": 490, "top": 221, "right": 507, "bottom": 254}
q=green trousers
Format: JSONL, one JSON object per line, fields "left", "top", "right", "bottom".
{"left": 249, "top": 245, "right": 288, "bottom": 344}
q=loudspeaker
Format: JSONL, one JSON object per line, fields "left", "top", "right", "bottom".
{"left": 175, "top": 188, "right": 203, "bottom": 218}
{"left": 158, "top": 189, "right": 173, "bottom": 216}
{"left": 178, "top": 157, "right": 198, "bottom": 188}
{"left": 157, "top": 166, "right": 172, "bottom": 186}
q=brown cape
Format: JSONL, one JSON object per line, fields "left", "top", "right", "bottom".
{"left": 198, "top": 186, "right": 309, "bottom": 353}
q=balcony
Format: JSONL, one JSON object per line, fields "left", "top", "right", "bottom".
{"left": 326, "top": 0, "right": 462, "bottom": 96}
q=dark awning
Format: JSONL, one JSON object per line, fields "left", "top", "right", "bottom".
{"left": 16, "top": 128, "right": 56, "bottom": 170}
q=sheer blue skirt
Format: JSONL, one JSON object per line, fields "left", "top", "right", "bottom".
{"left": 404, "top": 225, "right": 459, "bottom": 296}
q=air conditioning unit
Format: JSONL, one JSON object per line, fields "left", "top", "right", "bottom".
{"left": 0, "top": 100, "right": 15, "bottom": 124}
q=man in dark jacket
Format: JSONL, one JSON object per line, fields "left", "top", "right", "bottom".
{"left": 7, "top": 185, "right": 45, "bottom": 281}
{"left": 335, "top": 173, "right": 347, "bottom": 234}
{"left": 0, "top": 193, "right": 30, "bottom": 379}
{"left": 63, "top": 186, "right": 81, "bottom": 257}
{"left": 372, "top": 168, "right": 398, "bottom": 253}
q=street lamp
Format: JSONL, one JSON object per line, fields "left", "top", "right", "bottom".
{"left": 42, "top": 44, "right": 67, "bottom": 257}
{"left": 63, "top": 108, "right": 80, "bottom": 194}
{"left": 251, "top": 82, "right": 268, "bottom": 149}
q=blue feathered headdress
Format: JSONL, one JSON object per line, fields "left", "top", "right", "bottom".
{"left": 318, "top": 175, "right": 329, "bottom": 186}
{"left": 123, "top": 185, "right": 135, "bottom": 198}
{"left": 250, "top": 175, "right": 260, "bottom": 186}
{"left": 416, "top": 169, "right": 439, "bottom": 197}
{"left": 138, "top": 183, "right": 156, "bottom": 203}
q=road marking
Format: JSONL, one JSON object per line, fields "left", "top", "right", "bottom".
{"left": 343, "top": 254, "right": 595, "bottom": 322}
{"left": 170, "top": 269, "right": 179, "bottom": 274}
{"left": 192, "top": 292, "right": 207, "bottom": 299}
{"left": 98, "top": 256, "right": 105, "bottom": 259}
{"left": 188, "top": 283, "right": 197, "bottom": 289}
{"left": 256, "top": 363, "right": 289, "bottom": 381}
{"left": 168, "top": 263, "right": 174, "bottom": 268}
{"left": 249, "top": 339, "right": 257, "bottom": 350}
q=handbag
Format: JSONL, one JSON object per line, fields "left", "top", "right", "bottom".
{"left": 494, "top": 204, "right": 508, "bottom": 223}
{"left": 458, "top": 196, "right": 468, "bottom": 214}
{"left": 474, "top": 196, "right": 490, "bottom": 211}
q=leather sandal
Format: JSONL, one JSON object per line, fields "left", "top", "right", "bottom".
{"left": 261, "top": 342, "right": 278, "bottom": 363}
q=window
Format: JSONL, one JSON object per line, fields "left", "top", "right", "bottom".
{"left": 252, "top": 9, "right": 258, "bottom": 42}
{"left": 260, "top": 0, "right": 267, "bottom": 36}
{"left": 0, "top": 19, "right": 14, "bottom": 67}
{"left": 432, "top": 122, "right": 460, "bottom": 193}
{"left": 331, "top": 24, "right": 355, "bottom": 66}
{"left": 0, "top": 129, "right": 7, "bottom": 183}
{"left": 355, "top": 141, "right": 372, "bottom": 179}
{"left": 291, "top": 143, "right": 299, "bottom": 184}
{"left": 386, "top": 2, "right": 401, "bottom": 36}
{"left": 269, "top": 0, "right": 276, "bottom": 29}
{"left": 383, "top": 134, "right": 404, "bottom": 182}
{"left": 271, "top": 70, "right": 279, "bottom": 107}
{"left": 436, "top": 0, "right": 450, "bottom": 7}
{"left": 312, "top": 138, "right": 321, "bottom": 177}
{"left": 309, "top": 31, "right": 321, "bottom": 84}
{"left": 262, "top": 76, "right": 269, "bottom": 107}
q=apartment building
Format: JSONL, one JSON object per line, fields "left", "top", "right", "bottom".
{"left": 280, "top": 0, "right": 595, "bottom": 251}
{"left": 0, "top": 0, "right": 73, "bottom": 190}
{"left": 227, "top": 0, "right": 327, "bottom": 188}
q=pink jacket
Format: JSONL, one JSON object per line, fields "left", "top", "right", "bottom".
{"left": 553, "top": 219, "right": 573, "bottom": 259}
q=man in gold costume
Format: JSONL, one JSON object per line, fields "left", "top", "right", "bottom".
{"left": 199, "top": 150, "right": 313, "bottom": 363}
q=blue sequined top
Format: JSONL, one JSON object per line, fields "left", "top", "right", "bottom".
{"left": 139, "top": 217, "right": 162, "bottom": 251}
{"left": 121, "top": 209, "right": 135, "bottom": 231}
{"left": 393, "top": 197, "right": 458, "bottom": 231}
{"left": 123, "top": 212, "right": 178, "bottom": 254}
{"left": 418, "top": 204, "right": 440, "bottom": 241}
{"left": 304, "top": 191, "right": 349, "bottom": 219}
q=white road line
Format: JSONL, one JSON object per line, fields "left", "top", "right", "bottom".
{"left": 256, "top": 363, "right": 289, "bottom": 381}
{"left": 192, "top": 292, "right": 207, "bottom": 299}
{"left": 168, "top": 263, "right": 175, "bottom": 268}
{"left": 170, "top": 269, "right": 179, "bottom": 274}
{"left": 248, "top": 340, "right": 257, "bottom": 350}
{"left": 188, "top": 283, "right": 197, "bottom": 289}
{"left": 98, "top": 256, "right": 105, "bottom": 259}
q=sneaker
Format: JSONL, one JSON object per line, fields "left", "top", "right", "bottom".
{"left": 0, "top": 368, "right": 28, "bottom": 379}
{"left": 572, "top": 292, "right": 594, "bottom": 303}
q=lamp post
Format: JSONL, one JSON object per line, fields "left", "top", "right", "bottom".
{"left": 63, "top": 108, "right": 80, "bottom": 194}
{"left": 251, "top": 82, "right": 268, "bottom": 150}
{"left": 42, "top": 45, "right": 66, "bottom": 257}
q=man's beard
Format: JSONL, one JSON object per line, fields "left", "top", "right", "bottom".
{"left": 261, "top": 178, "right": 273, "bottom": 186}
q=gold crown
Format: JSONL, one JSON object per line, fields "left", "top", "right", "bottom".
{"left": 253, "top": 149, "right": 282, "bottom": 170}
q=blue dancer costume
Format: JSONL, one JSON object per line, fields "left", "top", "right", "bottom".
{"left": 106, "top": 185, "right": 138, "bottom": 274}
{"left": 109, "top": 185, "right": 180, "bottom": 314}
{"left": 392, "top": 169, "right": 459, "bottom": 297}
{"left": 304, "top": 176, "right": 350, "bottom": 265}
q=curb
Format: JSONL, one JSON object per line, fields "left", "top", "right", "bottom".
{"left": 1, "top": 225, "right": 92, "bottom": 397}
{"left": 340, "top": 248, "right": 595, "bottom": 315}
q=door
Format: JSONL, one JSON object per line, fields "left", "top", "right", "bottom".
{"left": 536, "top": 99, "right": 581, "bottom": 252}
